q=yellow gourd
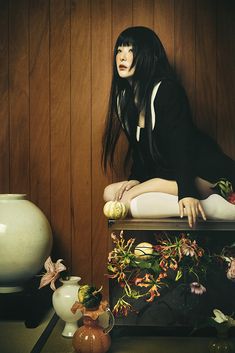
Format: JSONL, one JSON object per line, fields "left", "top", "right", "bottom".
{"left": 134, "top": 242, "right": 153, "bottom": 260}
{"left": 103, "top": 201, "right": 127, "bottom": 220}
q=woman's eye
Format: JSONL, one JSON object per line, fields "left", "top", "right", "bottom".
{"left": 117, "top": 49, "right": 122, "bottom": 53}
{"left": 129, "top": 48, "right": 133, "bottom": 52}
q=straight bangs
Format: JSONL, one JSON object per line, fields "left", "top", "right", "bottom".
{"left": 114, "top": 35, "right": 139, "bottom": 72}
{"left": 115, "top": 34, "right": 136, "bottom": 50}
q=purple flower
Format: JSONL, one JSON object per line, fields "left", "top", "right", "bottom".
{"left": 190, "top": 282, "right": 206, "bottom": 295}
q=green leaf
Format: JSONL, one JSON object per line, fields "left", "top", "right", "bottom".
{"left": 175, "top": 270, "right": 182, "bottom": 281}
{"left": 137, "top": 261, "right": 152, "bottom": 269}
{"left": 151, "top": 261, "right": 161, "bottom": 273}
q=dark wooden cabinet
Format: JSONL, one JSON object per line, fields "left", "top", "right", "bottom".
{"left": 108, "top": 218, "right": 235, "bottom": 336}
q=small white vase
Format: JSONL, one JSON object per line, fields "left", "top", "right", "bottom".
{"left": 0, "top": 194, "right": 53, "bottom": 293}
{"left": 52, "top": 276, "right": 82, "bottom": 337}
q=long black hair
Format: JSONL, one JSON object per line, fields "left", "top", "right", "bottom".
{"left": 102, "top": 26, "right": 176, "bottom": 173}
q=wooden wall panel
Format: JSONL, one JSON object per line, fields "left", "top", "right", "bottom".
{"left": 133, "top": 0, "right": 154, "bottom": 27}
{"left": 91, "top": 0, "right": 112, "bottom": 295}
{"left": 50, "top": 0, "right": 71, "bottom": 263}
{"left": 175, "top": 0, "right": 196, "bottom": 119}
{"left": 0, "top": 0, "right": 9, "bottom": 193}
{"left": 112, "top": 0, "right": 133, "bottom": 182}
{"left": 112, "top": 0, "right": 132, "bottom": 44}
{"left": 71, "top": 0, "right": 92, "bottom": 283}
{"left": 217, "top": 0, "right": 235, "bottom": 159}
{"left": 195, "top": 0, "right": 216, "bottom": 138}
{"left": 29, "top": 0, "right": 50, "bottom": 218}
{"left": 154, "top": 0, "right": 175, "bottom": 68}
{"left": 9, "top": 0, "right": 30, "bottom": 194}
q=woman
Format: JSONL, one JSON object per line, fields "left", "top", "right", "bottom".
{"left": 102, "top": 26, "right": 235, "bottom": 227}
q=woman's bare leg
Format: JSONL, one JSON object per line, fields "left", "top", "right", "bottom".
{"left": 195, "top": 177, "right": 216, "bottom": 198}
{"left": 103, "top": 177, "right": 235, "bottom": 220}
{"left": 103, "top": 177, "right": 215, "bottom": 203}
{"left": 103, "top": 178, "right": 178, "bottom": 202}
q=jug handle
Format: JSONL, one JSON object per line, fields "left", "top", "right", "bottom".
{"left": 103, "top": 307, "right": 115, "bottom": 334}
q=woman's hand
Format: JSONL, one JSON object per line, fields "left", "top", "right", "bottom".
{"left": 114, "top": 180, "right": 140, "bottom": 201}
{"left": 179, "top": 197, "right": 207, "bottom": 228}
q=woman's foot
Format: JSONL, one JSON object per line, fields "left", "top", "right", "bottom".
{"left": 201, "top": 194, "right": 235, "bottom": 220}
{"left": 130, "top": 192, "right": 235, "bottom": 221}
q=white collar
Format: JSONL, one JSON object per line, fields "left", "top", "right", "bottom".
{"left": 136, "top": 81, "right": 162, "bottom": 141}
{"left": 150, "top": 81, "right": 161, "bottom": 130}
{"left": 117, "top": 81, "right": 162, "bottom": 140}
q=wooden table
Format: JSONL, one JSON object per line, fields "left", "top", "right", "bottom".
{"left": 108, "top": 218, "right": 235, "bottom": 231}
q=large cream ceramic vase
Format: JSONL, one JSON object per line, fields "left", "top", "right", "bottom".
{"left": 0, "top": 194, "right": 53, "bottom": 293}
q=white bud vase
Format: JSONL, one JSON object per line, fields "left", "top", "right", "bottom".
{"left": 52, "top": 276, "right": 82, "bottom": 337}
{"left": 0, "top": 194, "right": 53, "bottom": 293}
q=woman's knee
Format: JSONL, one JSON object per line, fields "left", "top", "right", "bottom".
{"left": 103, "top": 184, "right": 114, "bottom": 202}
{"left": 103, "top": 183, "right": 120, "bottom": 202}
{"left": 103, "top": 181, "right": 127, "bottom": 202}
{"left": 195, "top": 177, "right": 215, "bottom": 198}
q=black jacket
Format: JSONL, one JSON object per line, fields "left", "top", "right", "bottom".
{"left": 126, "top": 80, "right": 235, "bottom": 200}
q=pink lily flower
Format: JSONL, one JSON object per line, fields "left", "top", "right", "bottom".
{"left": 39, "top": 256, "right": 66, "bottom": 291}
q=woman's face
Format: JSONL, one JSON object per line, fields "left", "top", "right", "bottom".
{"left": 116, "top": 45, "right": 135, "bottom": 79}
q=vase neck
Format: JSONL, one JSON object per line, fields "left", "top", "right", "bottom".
{"left": 83, "top": 316, "right": 99, "bottom": 327}
{"left": 60, "top": 276, "right": 81, "bottom": 285}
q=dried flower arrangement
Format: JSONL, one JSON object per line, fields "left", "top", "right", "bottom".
{"left": 107, "top": 231, "right": 235, "bottom": 317}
